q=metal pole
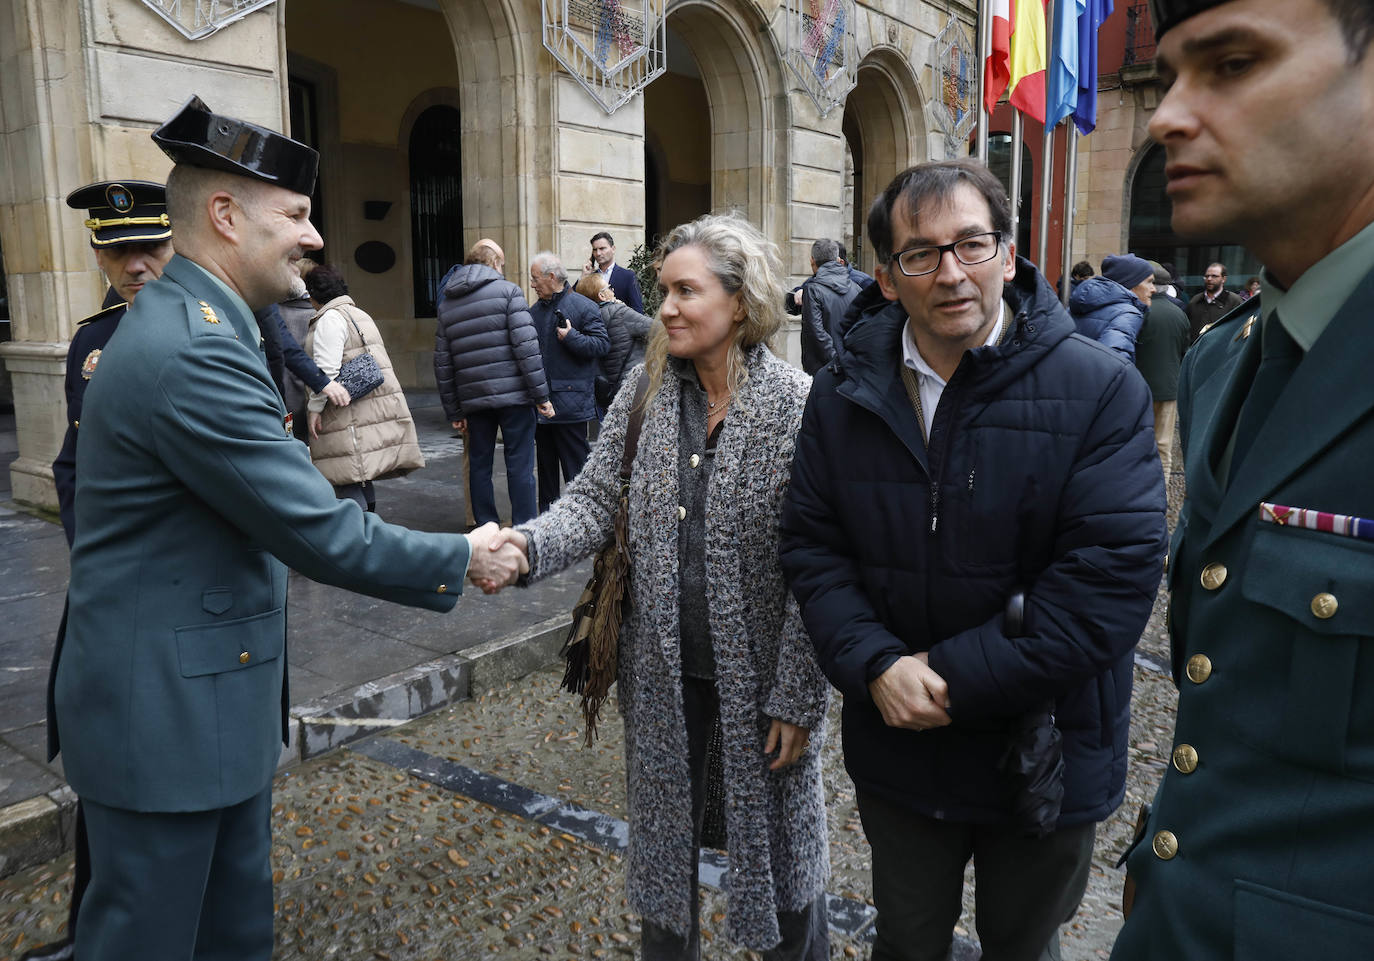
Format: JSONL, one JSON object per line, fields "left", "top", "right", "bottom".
{"left": 1037, "top": 122, "right": 1055, "bottom": 271}
{"left": 976, "top": 0, "right": 993, "bottom": 160}
{"left": 1009, "top": 110, "right": 1024, "bottom": 251}
{"left": 1060, "top": 125, "right": 1079, "bottom": 308}
{"left": 1036, "top": 0, "right": 1056, "bottom": 271}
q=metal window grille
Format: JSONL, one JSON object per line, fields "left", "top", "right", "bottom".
{"left": 138, "top": 0, "right": 278, "bottom": 40}
{"left": 542, "top": 0, "right": 667, "bottom": 115}
{"left": 409, "top": 106, "right": 464, "bottom": 319}
{"left": 786, "top": 0, "right": 858, "bottom": 117}
{"left": 1124, "top": 0, "right": 1158, "bottom": 66}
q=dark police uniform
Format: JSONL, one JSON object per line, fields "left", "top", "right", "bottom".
{"left": 51, "top": 180, "right": 172, "bottom": 544}
{"left": 53, "top": 96, "right": 474, "bottom": 961}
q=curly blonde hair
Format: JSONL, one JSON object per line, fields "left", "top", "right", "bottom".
{"left": 643, "top": 212, "right": 785, "bottom": 408}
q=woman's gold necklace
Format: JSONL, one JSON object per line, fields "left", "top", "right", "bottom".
{"left": 707, "top": 392, "right": 732, "bottom": 411}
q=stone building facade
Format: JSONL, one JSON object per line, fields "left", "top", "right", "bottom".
{"left": 0, "top": 0, "right": 978, "bottom": 513}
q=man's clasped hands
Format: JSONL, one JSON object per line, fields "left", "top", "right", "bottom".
{"left": 463, "top": 524, "right": 531, "bottom": 594}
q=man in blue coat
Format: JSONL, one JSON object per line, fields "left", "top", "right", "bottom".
{"left": 528, "top": 251, "right": 608, "bottom": 511}
{"left": 780, "top": 160, "right": 1165, "bottom": 961}
{"left": 53, "top": 96, "right": 525, "bottom": 961}
{"left": 1112, "top": 0, "right": 1374, "bottom": 957}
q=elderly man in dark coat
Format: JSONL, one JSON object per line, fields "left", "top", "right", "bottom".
{"left": 435, "top": 239, "right": 554, "bottom": 525}
{"left": 527, "top": 250, "right": 609, "bottom": 511}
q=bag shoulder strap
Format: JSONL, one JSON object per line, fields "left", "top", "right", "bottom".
{"left": 337, "top": 304, "right": 371, "bottom": 350}
{"left": 619, "top": 371, "right": 650, "bottom": 482}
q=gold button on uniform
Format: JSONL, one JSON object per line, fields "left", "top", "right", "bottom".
{"left": 239, "top": 651, "right": 250, "bottom": 664}
{"left": 1172, "top": 744, "right": 1199, "bottom": 774}
{"left": 1311, "top": 593, "right": 1338, "bottom": 619}
{"left": 1152, "top": 830, "right": 1179, "bottom": 860}
{"left": 1186, "top": 654, "right": 1213, "bottom": 684}
{"left": 1200, "top": 563, "right": 1228, "bottom": 590}
{"left": 437, "top": 584, "right": 447, "bottom": 594}
{"left": 677, "top": 505, "right": 687, "bottom": 521}
{"left": 689, "top": 454, "right": 701, "bottom": 468}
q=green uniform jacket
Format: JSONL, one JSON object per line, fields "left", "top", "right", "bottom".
{"left": 55, "top": 255, "right": 471, "bottom": 813}
{"left": 1114, "top": 283, "right": 1374, "bottom": 958}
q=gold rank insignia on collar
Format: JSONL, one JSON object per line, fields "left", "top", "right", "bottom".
{"left": 198, "top": 300, "right": 221, "bottom": 324}
{"left": 81, "top": 349, "right": 102, "bottom": 380}
{"left": 1233, "top": 314, "right": 1257, "bottom": 342}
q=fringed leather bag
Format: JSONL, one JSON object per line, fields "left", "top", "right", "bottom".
{"left": 560, "top": 372, "right": 649, "bottom": 741}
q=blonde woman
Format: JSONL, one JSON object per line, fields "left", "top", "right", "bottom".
{"left": 493, "top": 214, "right": 830, "bottom": 960}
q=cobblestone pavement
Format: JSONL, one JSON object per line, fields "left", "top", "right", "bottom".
{"left": 0, "top": 467, "right": 1186, "bottom": 961}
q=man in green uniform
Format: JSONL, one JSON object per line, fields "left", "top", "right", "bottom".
{"left": 1112, "top": 0, "right": 1374, "bottom": 957}
{"left": 53, "top": 95, "right": 525, "bottom": 961}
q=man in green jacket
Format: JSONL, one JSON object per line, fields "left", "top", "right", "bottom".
{"left": 1112, "top": 0, "right": 1374, "bottom": 957}
{"left": 54, "top": 95, "right": 524, "bottom": 961}
{"left": 1133, "top": 261, "right": 1190, "bottom": 474}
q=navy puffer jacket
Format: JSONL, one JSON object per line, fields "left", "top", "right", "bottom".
{"left": 780, "top": 257, "right": 1166, "bottom": 827}
{"left": 1069, "top": 275, "right": 1146, "bottom": 363}
{"left": 433, "top": 264, "right": 548, "bottom": 420}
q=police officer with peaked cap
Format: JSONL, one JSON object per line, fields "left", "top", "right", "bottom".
{"left": 1112, "top": 0, "right": 1374, "bottom": 957}
{"left": 52, "top": 95, "right": 525, "bottom": 960}
{"left": 17, "top": 182, "right": 175, "bottom": 961}
{"left": 51, "top": 181, "right": 174, "bottom": 543}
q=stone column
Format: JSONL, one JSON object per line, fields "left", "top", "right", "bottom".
{"left": 0, "top": 0, "right": 285, "bottom": 511}
{"left": 551, "top": 72, "right": 647, "bottom": 278}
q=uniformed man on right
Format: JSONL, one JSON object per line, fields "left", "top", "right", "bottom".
{"left": 1112, "top": 0, "right": 1374, "bottom": 957}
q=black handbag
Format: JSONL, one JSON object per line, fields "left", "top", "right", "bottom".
{"left": 335, "top": 313, "right": 385, "bottom": 400}
{"left": 560, "top": 372, "right": 649, "bottom": 741}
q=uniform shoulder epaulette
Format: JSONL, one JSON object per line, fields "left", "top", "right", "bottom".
{"left": 1197, "top": 297, "right": 1261, "bottom": 344}
{"left": 76, "top": 303, "right": 125, "bottom": 327}
{"left": 183, "top": 297, "right": 236, "bottom": 338}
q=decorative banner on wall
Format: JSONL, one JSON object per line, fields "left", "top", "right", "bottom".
{"left": 542, "top": 0, "right": 667, "bottom": 115}
{"left": 139, "top": 0, "right": 277, "bottom": 40}
{"left": 932, "top": 17, "right": 978, "bottom": 159}
{"left": 785, "top": 0, "right": 858, "bottom": 117}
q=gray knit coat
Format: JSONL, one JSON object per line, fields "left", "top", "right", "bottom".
{"left": 517, "top": 343, "right": 830, "bottom": 950}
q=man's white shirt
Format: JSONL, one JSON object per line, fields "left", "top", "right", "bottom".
{"left": 901, "top": 302, "right": 1004, "bottom": 441}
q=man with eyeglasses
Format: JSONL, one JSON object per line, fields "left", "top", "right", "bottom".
{"left": 1185, "top": 261, "right": 1242, "bottom": 341}
{"left": 780, "top": 159, "right": 1165, "bottom": 961}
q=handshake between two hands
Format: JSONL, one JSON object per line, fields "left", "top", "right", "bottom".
{"left": 464, "top": 522, "right": 530, "bottom": 595}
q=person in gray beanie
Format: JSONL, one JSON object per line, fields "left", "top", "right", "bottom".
{"left": 1068, "top": 253, "right": 1155, "bottom": 362}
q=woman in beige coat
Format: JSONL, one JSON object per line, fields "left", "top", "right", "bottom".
{"left": 303, "top": 263, "right": 423, "bottom": 512}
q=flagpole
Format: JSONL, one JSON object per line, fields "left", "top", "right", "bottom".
{"left": 1009, "top": 110, "right": 1024, "bottom": 250}
{"left": 1037, "top": 122, "right": 1055, "bottom": 271}
{"left": 976, "top": 0, "right": 993, "bottom": 160}
{"left": 1060, "top": 125, "right": 1079, "bottom": 308}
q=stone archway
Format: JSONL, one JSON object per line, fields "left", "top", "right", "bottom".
{"left": 661, "top": 0, "right": 789, "bottom": 239}
{"left": 842, "top": 46, "right": 926, "bottom": 274}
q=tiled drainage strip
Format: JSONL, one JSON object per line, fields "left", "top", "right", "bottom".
{"left": 352, "top": 737, "right": 984, "bottom": 956}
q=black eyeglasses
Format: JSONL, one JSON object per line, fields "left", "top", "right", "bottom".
{"left": 889, "top": 231, "right": 1003, "bottom": 277}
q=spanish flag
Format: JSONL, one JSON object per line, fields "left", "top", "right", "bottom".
{"left": 1009, "top": 0, "right": 1048, "bottom": 122}
{"left": 984, "top": 0, "right": 1048, "bottom": 123}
